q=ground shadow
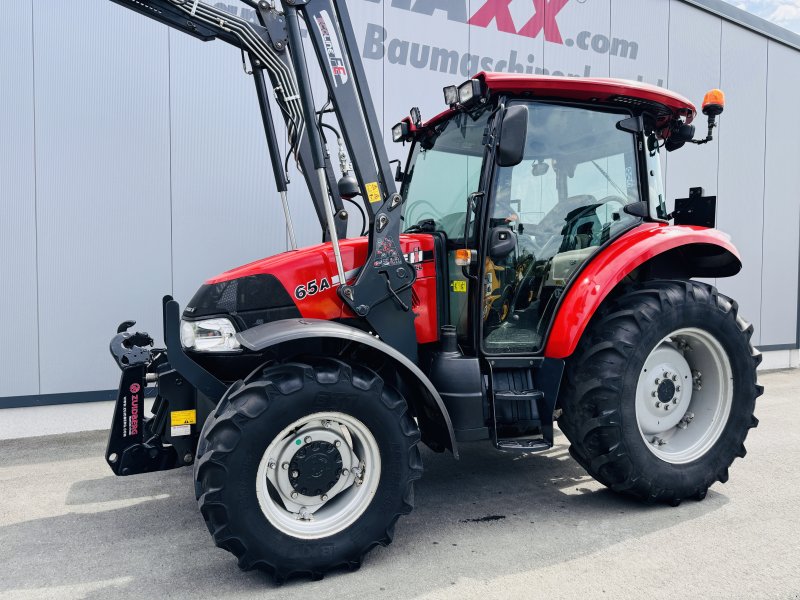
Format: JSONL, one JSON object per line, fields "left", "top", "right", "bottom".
{"left": 0, "top": 431, "right": 727, "bottom": 599}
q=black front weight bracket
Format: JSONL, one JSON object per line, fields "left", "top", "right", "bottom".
{"left": 106, "top": 298, "right": 226, "bottom": 476}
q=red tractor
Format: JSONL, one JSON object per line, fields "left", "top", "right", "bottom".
{"left": 105, "top": 0, "right": 761, "bottom": 582}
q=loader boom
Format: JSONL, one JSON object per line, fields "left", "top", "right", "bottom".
{"left": 109, "top": 0, "right": 418, "bottom": 357}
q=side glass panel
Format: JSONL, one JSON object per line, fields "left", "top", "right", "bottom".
{"left": 402, "top": 110, "right": 489, "bottom": 239}
{"left": 402, "top": 108, "right": 491, "bottom": 338}
{"left": 483, "top": 102, "right": 641, "bottom": 354}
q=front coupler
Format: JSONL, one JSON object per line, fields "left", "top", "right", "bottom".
{"left": 106, "top": 296, "right": 227, "bottom": 476}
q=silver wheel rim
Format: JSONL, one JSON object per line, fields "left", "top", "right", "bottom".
{"left": 255, "top": 411, "right": 381, "bottom": 540}
{"left": 635, "top": 327, "right": 733, "bottom": 464}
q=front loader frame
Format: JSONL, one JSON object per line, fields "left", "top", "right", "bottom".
{"left": 109, "top": 0, "right": 418, "bottom": 357}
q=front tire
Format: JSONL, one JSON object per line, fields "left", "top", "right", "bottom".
{"left": 558, "top": 280, "right": 763, "bottom": 504}
{"left": 194, "top": 357, "right": 422, "bottom": 582}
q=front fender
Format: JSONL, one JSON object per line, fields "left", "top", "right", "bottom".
{"left": 237, "top": 318, "right": 459, "bottom": 458}
{"left": 544, "top": 223, "right": 741, "bottom": 359}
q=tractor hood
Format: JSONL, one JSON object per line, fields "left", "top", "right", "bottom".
{"left": 182, "top": 234, "right": 438, "bottom": 340}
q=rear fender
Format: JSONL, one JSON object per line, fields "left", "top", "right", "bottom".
{"left": 544, "top": 224, "right": 741, "bottom": 359}
{"left": 237, "top": 319, "right": 459, "bottom": 458}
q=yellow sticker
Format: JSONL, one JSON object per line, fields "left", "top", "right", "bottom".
{"left": 365, "top": 181, "right": 382, "bottom": 204}
{"left": 171, "top": 409, "right": 197, "bottom": 427}
{"left": 451, "top": 280, "right": 467, "bottom": 293}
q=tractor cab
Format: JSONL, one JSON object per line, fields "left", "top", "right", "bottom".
{"left": 397, "top": 73, "right": 700, "bottom": 356}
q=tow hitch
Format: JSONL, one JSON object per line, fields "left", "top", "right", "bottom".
{"left": 105, "top": 296, "right": 226, "bottom": 476}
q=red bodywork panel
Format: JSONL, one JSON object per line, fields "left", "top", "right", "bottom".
{"left": 543, "top": 223, "right": 740, "bottom": 359}
{"left": 206, "top": 235, "right": 440, "bottom": 344}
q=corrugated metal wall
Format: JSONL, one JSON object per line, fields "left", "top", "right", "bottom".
{"left": 2, "top": 0, "right": 799, "bottom": 404}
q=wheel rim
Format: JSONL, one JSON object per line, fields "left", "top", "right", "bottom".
{"left": 635, "top": 328, "right": 733, "bottom": 464}
{"left": 255, "top": 411, "right": 381, "bottom": 539}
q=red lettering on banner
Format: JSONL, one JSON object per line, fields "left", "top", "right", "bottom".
{"left": 518, "top": 0, "right": 570, "bottom": 43}
{"left": 468, "top": 0, "right": 517, "bottom": 34}
{"left": 468, "top": 0, "right": 571, "bottom": 44}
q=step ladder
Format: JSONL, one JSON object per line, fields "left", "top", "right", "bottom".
{"left": 492, "top": 389, "right": 553, "bottom": 452}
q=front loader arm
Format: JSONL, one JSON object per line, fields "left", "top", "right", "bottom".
{"left": 109, "top": 0, "right": 420, "bottom": 360}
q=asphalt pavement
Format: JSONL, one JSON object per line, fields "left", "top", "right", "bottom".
{"left": 1, "top": 370, "right": 799, "bottom": 600}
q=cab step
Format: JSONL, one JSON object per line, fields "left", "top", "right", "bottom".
{"left": 496, "top": 437, "right": 552, "bottom": 452}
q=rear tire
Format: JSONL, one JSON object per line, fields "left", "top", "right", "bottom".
{"left": 194, "top": 357, "right": 422, "bottom": 582}
{"left": 558, "top": 280, "right": 762, "bottom": 504}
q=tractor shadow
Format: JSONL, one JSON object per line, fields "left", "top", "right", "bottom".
{"left": 0, "top": 430, "right": 727, "bottom": 599}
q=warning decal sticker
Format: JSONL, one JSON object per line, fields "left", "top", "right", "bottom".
{"left": 365, "top": 182, "right": 382, "bottom": 204}
{"left": 171, "top": 410, "right": 197, "bottom": 427}
{"left": 171, "top": 425, "right": 191, "bottom": 437}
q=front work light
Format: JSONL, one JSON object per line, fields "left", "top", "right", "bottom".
{"left": 443, "top": 85, "right": 458, "bottom": 106}
{"left": 180, "top": 318, "right": 241, "bottom": 352}
{"left": 458, "top": 80, "right": 483, "bottom": 106}
{"left": 392, "top": 122, "right": 410, "bottom": 143}
{"left": 410, "top": 106, "right": 422, "bottom": 127}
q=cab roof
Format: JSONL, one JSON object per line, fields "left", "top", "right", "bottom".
{"left": 418, "top": 72, "right": 696, "bottom": 131}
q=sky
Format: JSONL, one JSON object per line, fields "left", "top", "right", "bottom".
{"left": 723, "top": 0, "right": 800, "bottom": 33}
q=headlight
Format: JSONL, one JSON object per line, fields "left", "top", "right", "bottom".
{"left": 180, "top": 318, "right": 241, "bottom": 352}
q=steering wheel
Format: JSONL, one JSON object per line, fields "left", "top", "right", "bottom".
{"left": 404, "top": 200, "right": 439, "bottom": 229}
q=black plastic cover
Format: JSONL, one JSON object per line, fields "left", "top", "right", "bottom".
{"left": 184, "top": 274, "right": 301, "bottom": 328}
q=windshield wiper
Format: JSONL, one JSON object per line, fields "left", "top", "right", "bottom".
{"left": 591, "top": 160, "right": 628, "bottom": 198}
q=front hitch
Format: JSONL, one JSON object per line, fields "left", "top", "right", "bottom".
{"left": 106, "top": 321, "right": 183, "bottom": 475}
{"left": 105, "top": 297, "right": 226, "bottom": 476}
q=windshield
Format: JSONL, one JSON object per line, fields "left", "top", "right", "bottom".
{"left": 402, "top": 109, "right": 491, "bottom": 239}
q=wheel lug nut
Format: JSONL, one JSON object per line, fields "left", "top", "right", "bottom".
{"left": 655, "top": 378, "right": 661, "bottom": 385}
{"left": 321, "top": 494, "right": 328, "bottom": 501}
{"left": 281, "top": 462, "right": 289, "bottom": 470}
{"left": 655, "top": 402, "right": 661, "bottom": 408}
{"left": 291, "top": 492, "right": 298, "bottom": 499}
{"left": 673, "top": 398, "right": 678, "bottom": 404}
{"left": 304, "top": 436, "right": 312, "bottom": 444}
{"left": 676, "top": 386, "right": 681, "bottom": 392}
{"left": 663, "top": 372, "right": 670, "bottom": 379}
{"left": 672, "top": 375, "right": 677, "bottom": 381}
{"left": 651, "top": 391, "right": 657, "bottom": 397}
{"left": 291, "top": 470, "right": 299, "bottom": 478}
{"left": 342, "top": 468, "right": 349, "bottom": 476}
{"left": 323, "top": 420, "right": 331, "bottom": 428}
{"left": 335, "top": 441, "right": 341, "bottom": 448}
{"left": 664, "top": 405, "right": 670, "bottom": 411}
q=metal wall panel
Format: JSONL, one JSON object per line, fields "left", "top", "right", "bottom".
{"left": 760, "top": 41, "right": 800, "bottom": 346}
{"left": 0, "top": 0, "right": 39, "bottom": 397}
{"left": 610, "top": 0, "right": 669, "bottom": 86}
{"left": 169, "top": 29, "right": 290, "bottom": 303}
{"left": 544, "top": 0, "right": 611, "bottom": 77}
{"left": 381, "top": 2, "right": 470, "bottom": 166}
{"left": 466, "top": 0, "right": 544, "bottom": 91}
{"left": 665, "top": 0, "right": 721, "bottom": 206}
{"left": 32, "top": 1, "right": 172, "bottom": 393}
{"left": 715, "top": 23, "right": 768, "bottom": 344}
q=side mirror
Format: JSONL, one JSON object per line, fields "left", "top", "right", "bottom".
{"left": 489, "top": 227, "right": 516, "bottom": 261}
{"left": 496, "top": 105, "right": 528, "bottom": 168}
